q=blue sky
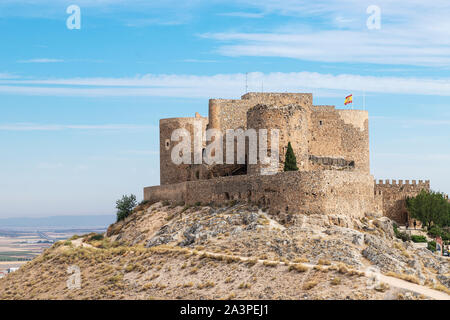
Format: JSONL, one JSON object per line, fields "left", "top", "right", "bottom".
{"left": 0, "top": 0, "right": 449, "bottom": 218}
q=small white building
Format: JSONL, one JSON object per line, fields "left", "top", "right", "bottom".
{"left": 7, "top": 267, "right": 19, "bottom": 273}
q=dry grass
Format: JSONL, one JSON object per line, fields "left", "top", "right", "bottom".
{"left": 293, "top": 257, "right": 309, "bottom": 263}
{"left": 190, "top": 267, "right": 199, "bottom": 274}
{"left": 263, "top": 261, "right": 278, "bottom": 268}
{"left": 313, "top": 265, "right": 328, "bottom": 272}
{"left": 385, "top": 272, "right": 420, "bottom": 285}
{"left": 289, "top": 263, "right": 309, "bottom": 273}
{"left": 374, "top": 282, "right": 390, "bottom": 292}
{"left": 347, "top": 269, "right": 364, "bottom": 277}
{"left": 245, "top": 258, "right": 258, "bottom": 266}
{"left": 303, "top": 280, "right": 318, "bottom": 290}
{"left": 337, "top": 263, "right": 349, "bottom": 274}
{"left": 317, "top": 259, "right": 331, "bottom": 266}
{"left": 4, "top": 202, "right": 443, "bottom": 301}
{"left": 149, "top": 273, "right": 160, "bottom": 280}
{"left": 197, "top": 281, "right": 215, "bottom": 289}
{"left": 224, "top": 277, "right": 233, "bottom": 283}
{"left": 432, "top": 283, "right": 450, "bottom": 295}
{"left": 330, "top": 277, "right": 341, "bottom": 285}
{"left": 393, "top": 242, "right": 412, "bottom": 258}
{"left": 238, "top": 282, "right": 251, "bottom": 289}
{"left": 226, "top": 292, "right": 236, "bottom": 300}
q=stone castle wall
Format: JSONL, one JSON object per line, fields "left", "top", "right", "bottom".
{"left": 374, "top": 179, "right": 430, "bottom": 224}
{"left": 247, "top": 104, "right": 310, "bottom": 174}
{"left": 206, "top": 93, "right": 369, "bottom": 176}
{"left": 151, "top": 92, "right": 431, "bottom": 222}
{"left": 159, "top": 115, "right": 208, "bottom": 185}
{"left": 145, "top": 170, "right": 375, "bottom": 219}
{"left": 207, "top": 93, "right": 313, "bottom": 132}
{"left": 309, "top": 108, "right": 369, "bottom": 173}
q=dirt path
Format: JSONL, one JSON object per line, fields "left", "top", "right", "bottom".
{"left": 185, "top": 248, "right": 450, "bottom": 300}
{"left": 369, "top": 270, "right": 449, "bottom": 300}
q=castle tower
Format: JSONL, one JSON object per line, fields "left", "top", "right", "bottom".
{"left": 247, "top": 103, "right": 311, "bottom": 175}
{"left": 159, "top": 115, "right": 208, "bottom": 185}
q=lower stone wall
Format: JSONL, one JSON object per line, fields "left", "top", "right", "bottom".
{"left": 374, "top": 180, "right": 430, "bottom": 224}
{"left": 144, "top": 182, "right": 187, "bottom": 204}
{"left": 144, "top": 171, "right": 375, "bottom": 218}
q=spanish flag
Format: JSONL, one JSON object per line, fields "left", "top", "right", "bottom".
{"left": 344, "top": 94, "right": 353, "bottom": 105}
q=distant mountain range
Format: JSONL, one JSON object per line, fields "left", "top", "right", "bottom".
{"left": 0, "top": 215, "right": 115, "bottom": 229}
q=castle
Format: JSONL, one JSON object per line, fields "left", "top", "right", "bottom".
{"left": 144, "top": 92, "right": 430, "bottom": 225}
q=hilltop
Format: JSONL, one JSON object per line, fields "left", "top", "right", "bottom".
{"left": 0, "top": 201, "right": 448, "bottom": 300}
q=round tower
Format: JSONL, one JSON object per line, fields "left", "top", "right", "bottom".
{"left": 247, "top": 104, "right": 310, "bottom": 175}
{"left": 208, "top": 99, "right": 221, "bottom": 130}
{"left": 160, "top": 115, "right": 208, "bottom": 185}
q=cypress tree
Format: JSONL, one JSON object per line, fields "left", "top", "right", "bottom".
{"left": 284, "top": 142, "right": 299, "bottom": 171}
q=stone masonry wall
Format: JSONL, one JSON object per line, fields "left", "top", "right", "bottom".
{"left": 247, "top": 104, "right": 310, "bottom": 174}
{"left": 159, "top": 115, "right": 208, "bottom": 185}
{"left": 208, "top": 92, "right": 313, "bottom": 132}
{"left": 144, "top": 170, "right": 375, "bottom": 219}
{"left": 309, "top": 108, "right": 369, "bottom": 173}
{"left": 374, "top": 179, "right": 430, "bottom": 224}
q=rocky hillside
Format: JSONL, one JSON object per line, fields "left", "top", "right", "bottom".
{"left": 0, "top": 201, "right": 449, "bottom": 300}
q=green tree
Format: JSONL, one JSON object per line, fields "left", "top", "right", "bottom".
{"left": 406, "top": 190, "right": 450, "bottom": 230}
{"left": 116, "top": 194, "right": 137, "bottom": 222}
{"left": 283, "top": 142, "right": 298, "bottom": 171}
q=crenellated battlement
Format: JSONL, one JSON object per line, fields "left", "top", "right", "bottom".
{"left": 374, "top": 179, "right": 430, "bottom": 187}
{"left": 374, "top": 178, "right": 431, "bottom": 224}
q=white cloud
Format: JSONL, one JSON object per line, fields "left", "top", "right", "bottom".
{"left": 218, "top": 11, "right": 265, "bottom": 18}
{"left": 202, "top": 28, "right": 450, "bottom": 66}
{"left": 0, "top": 73, "right": 19, "bottom": 79}
{"left": 199, "top": 1, "right": 450, "bottom": 67}
{"left": 182, "top": 59, "right": 219, "bottom": 63}
{"left": 3, "top": 1, "right": 450, "bottom": 66}
{"left": 17, "top": 59, "right": 64, "bottom": 63}
{"left": 2, "top": 71, "right": 450, "bottom": 98}
{"left": 123, "top": 18, "right": 186, "bottom": 27}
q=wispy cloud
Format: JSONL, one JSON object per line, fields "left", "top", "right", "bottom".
{"left": 2, "top": 71, "right": 450, "bottom": 98}
{"left": 0, "top": 123, "right": 157, "bottom": 131}
{"left": 123, "top": 18, "right": 185, "bottom": 27}
{"left": 200, "top": 1, "right": 450, "bottom": 67}
{"left": 202, "top": 28, "right": 450, "bottom": 66}
{"left": 4, "top": 1, "right": 450, "bottom": 66}
{"left": 218, "top": 11, "right": 265, "bottom": 18}
{"left": 0, "top": 73, "right": 19, "bottom": 79}
{"left": 17, "top": 58, "right": 64, "bottom": 63}
{"left": 182, "top": 59, "right": 219, "bottom": 63}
